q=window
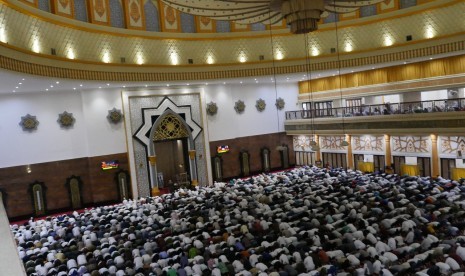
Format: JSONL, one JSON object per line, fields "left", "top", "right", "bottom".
{"left": 314, "top": 101, "right": 333, "bottom": 117}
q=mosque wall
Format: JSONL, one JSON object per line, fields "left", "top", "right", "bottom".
{"left": 0, "top": 82, "right": 298, "bottom": 218}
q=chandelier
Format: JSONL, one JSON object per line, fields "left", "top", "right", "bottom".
{"left": 160, "top": 0, "right": 385, "bottom": 34}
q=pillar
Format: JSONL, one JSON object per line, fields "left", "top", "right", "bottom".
{"left": 346, "top": 134, "right": 353, "bottom": 169}
{"left": 431, "top": 134, "right": 439, "bottom": 177}
{"left": 148, "top": 155, "right": 161, "bottom": 196}
{"left": 188, "top": 150, "right": 198, "bottom": 186}
{"left": 384, "top": 135, "right": 392, "bottom": 171}
{"left": 315, "top": 134, "right": 321, "bottom": 162}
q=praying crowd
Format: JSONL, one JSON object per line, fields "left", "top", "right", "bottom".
{"left": 10, "top": 166, "right": 465, "bottom": 276}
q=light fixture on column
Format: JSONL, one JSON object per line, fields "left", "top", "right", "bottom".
{"left": 333, "top": 0, "right": 349, "bottom": 147}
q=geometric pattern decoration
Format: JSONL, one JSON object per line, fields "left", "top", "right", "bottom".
{"left": 234, "top": 100, "right": 246, "bottom": 114}
{"left": 153, "top": 113, "right": 189, "bottom": 141}
{"left": 320, "top": 136, "right": 347, "bottom": 150}
{"left": 124, "top": 0, "right": 145, "bottom": 30}
{"left": 352, "top": 135, "right": 384, "bottom": 152}
{"left": 391, "top": 136, "right": 430, "bottom": 153}
{"left": 88, "top": 0, "right": 111, "bottom": 25}
{"left": 275, "top": 97, "right": 285, "bottom": 110}
{"left": 51, "top": 0, "right": 74, "bottom": 18}
{"left": 206, "top": 101, "right": 218, "bottom": 116}
{"left": 57, "top": 111, "right": 75, "bottom": 128}
{"left": 107, "top": 108, "right": 124, "bottom": 124}
{"left": 440, "top": 136, "right": 465, "bottom": 155}
{"left": 19, "top": 114, "right": 39, "bottom": 131}
{"left": 255, "top": 98, "right": 266, "bottom": 112}
{"left": 293, "top": 135, "right": 316, "bottom": 151}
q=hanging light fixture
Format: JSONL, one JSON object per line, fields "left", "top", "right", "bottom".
{"left": 303, "top": 33, "right": 320, "bottom": 152}
{"left": 267, "top": 11, "right": 286, "bottom": 152}
{"left": 333, "top": 1, "right": 349, "bottom": 147}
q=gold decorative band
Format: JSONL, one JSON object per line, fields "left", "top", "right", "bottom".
{"left": 148, "top": 155, "right": 157, "bottom": 165}
{"left": 188, "top": 150, "right": 196, "bottom": 160}
{"left": 0, "top": 40, "right": 463, "bottom": 81}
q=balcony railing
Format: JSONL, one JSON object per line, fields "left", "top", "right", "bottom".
{"left": 286, "top": 98, "right": 465, "bottom": 120}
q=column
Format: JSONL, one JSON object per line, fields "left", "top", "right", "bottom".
{"left": 346, "top": 134, "right": 353, "bottom": 169}
{"left": 315, "top": 134, "right": 321, "bottom": 162}
{"left": 188, "top": 150, "right": 198, "bottom": 186}
{"left": 431, "top": 134, "right": 439, "bottom": 177}
{"left": 384, "top": 134, "right": 392, "bottom": 172}
{"left": 148, "top": 155, "right": 160, "bottom": 196}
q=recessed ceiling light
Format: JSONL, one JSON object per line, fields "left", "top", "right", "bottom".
{"left": 46, "top": 88, "right": 49, "bottom": 91}
{"left": 255, "top": 81, "right": 258, "bottom": 83}
{"left": 13, "top": 90, "right": 15, "bottom": 93}
{"left": 19, "top": 82, "right": 22, "bottom": 85}
{"left": 79, "top": 84, "right": 83, "bottom": 87}
{"left": 56, "top": 81, "right": 59, "bottom": 84}
{"left": 205, "top": 83, "right": 208, "bottom": 86}
{"left": 15, "top": 86, "right": 18, "bottom": 89}
{"left": 99, "top": 87, "right": 102, "bottom": 89}
{"left": 187, "top": 84, "right": 190, "bottom": 86}
{"left": 240, "top": 81, "right": 243, "bottom": 84}
{"left": 145, "top": 85, "right": 148, "bottom": 87}
{"left": 123, "top": 85, "right": 126, "bottom": 88}
{"left": 22, "top": 78, "right": 25, "bottom": 81}
{"left": 166, "top": 84, "right": 170, "bottom": 87}
{"left": 50, "top": 85, "right": 54, "bottom": 88}
{"left": 372, "top": 67, "right": 375, "bottom": 69}
{"left": 107, "top": 83, "right": 110, "bottom": 86}
{"left": 429, "top": 57, "right": 433, "bottom": 60}
{"left": 73, "top": 88, "right": 76, "bottom": 90}
{"left": 223, "top": 82, "right": 226, "bottom": 85}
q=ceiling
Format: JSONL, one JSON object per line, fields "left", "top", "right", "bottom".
{"left": 0, "top": 51, "right": 462, "bottom": 96}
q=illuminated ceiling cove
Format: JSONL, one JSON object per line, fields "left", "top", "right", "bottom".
{"left": 160, "top": 0, "right": 385, "bottom": 33}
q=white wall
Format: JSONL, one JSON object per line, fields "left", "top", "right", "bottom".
{"left": 0, "top": 82, "right": 299, "bottom": 168}
{"left": 204, "top": 82, "right": 299, "bottom": 141}
{"left": 421, "top": 89, "right": 447, "bottom": 101}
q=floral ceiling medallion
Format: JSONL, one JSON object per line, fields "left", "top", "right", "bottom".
{"left": 206, "top": 101, "right": 218, "bottom": 116}
{"left": 57, "top": 111, "right": 75, "bottom": 128}
{"left": 19, "top": 114, "right": 39, "bottom": 131}
{"left": 234, "top": 100, "right": 245, "bottom": 114}
{"left": 256, "top": 98, "right": 266, "bottom": 112}
{"left": 275, "top": 97, "right": 285, "bottom": 110}
{"left": 107, "top": 108, "right": 124, "bottom": 124}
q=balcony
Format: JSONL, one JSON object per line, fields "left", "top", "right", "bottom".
{"left": 285, "top": 98, "right": 465, "bottom": 134}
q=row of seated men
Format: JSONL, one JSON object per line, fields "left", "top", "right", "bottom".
{"left": 10, "top": 165, "right": 465, "bottom": 275}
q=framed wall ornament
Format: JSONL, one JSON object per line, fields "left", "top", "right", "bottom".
{"left": 275, "top": 97, "right": 285, "bottom": 110}
{"left": 206, "top": 102, "right": 218, "bottom": 116}
{"left": 107, "top": 108, "right": 124, "bottom": 124}
{"left": 19, "top": 114, "right": 39, "bottom": 131}
{"left": 255, "top": 98, "right": 266, "bottom": 112}
{"left": 57, "top": 111, "right": 75, "bottom": 128}
{"left": 234, "top": 100, "right": 245, "bottom": 114}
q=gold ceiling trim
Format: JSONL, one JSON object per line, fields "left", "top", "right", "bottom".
{"left": 0, "top": 40, "right": 463, "bottom": 81}
{"left": 0, "top": 0, "right": 461, "bottom": 40}
{"left": 153, "top": 113, "right": 189, "bottom": 141}
{"left": 299, "top": 52, "right": 465, "bottom": 94}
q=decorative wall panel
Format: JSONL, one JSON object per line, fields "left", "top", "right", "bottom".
{"left": 293, "top": 135, "right": 316, "bottom": 151}
{"left": 88, "top": 0, "right": 111, "bottom": 25}
{"left": 124, "top": 0, "right": 145, "bottom": 30}
{"left": 109, "top": 0, "right": 124, "bottom": 28}
{"left": 160, "top": 2, "right": 180, "bottom": 32}
{"left": 352, "top": 135, "right": 384, "bottom": 153}
{"left": 144, "top": 0, "right": 160, "bottom": 31}
{"left": 196, "top": 16, "right": 215, "bottom": 33}
{"left": 123, "top": 89, "right": 210, "bottom": 198}
{"left": 320, "top": 135, "right": 347, "bottom": 152}
{"left": 391, "top": 135, "right": 431, "bottom": 156}
{"left": 51, "top": 0, "right": 74, "bottom": 18}
{"left": 378, "top": 0, "right": 398, "bottom": 13}
{"left": 439, "top": 136, "right": 465, "bottom": 158}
